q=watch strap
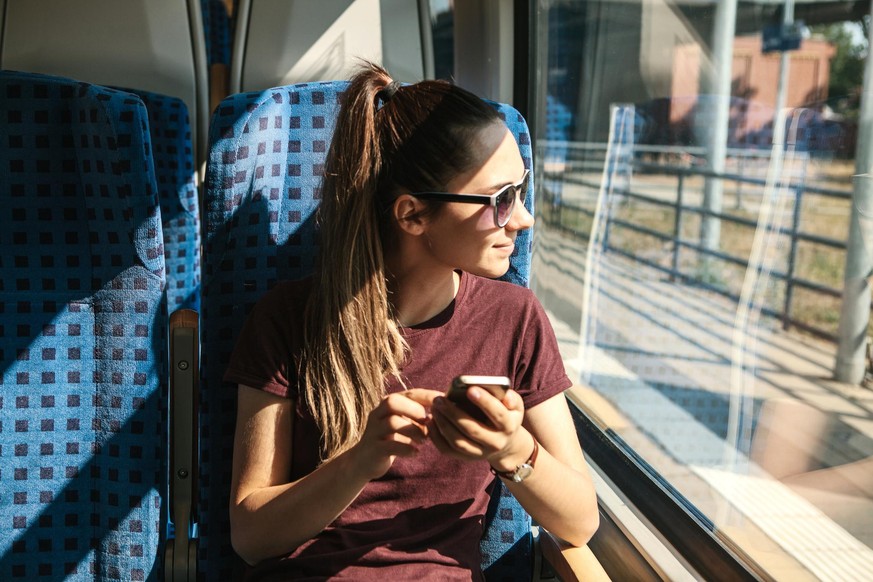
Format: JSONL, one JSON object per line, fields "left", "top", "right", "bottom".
{"left": 490, "top": 436, "right": 539, "bottom": 481}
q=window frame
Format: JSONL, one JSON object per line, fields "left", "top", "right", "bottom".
{"left": 569, "top": 403, "right": 771, "bottom": 581}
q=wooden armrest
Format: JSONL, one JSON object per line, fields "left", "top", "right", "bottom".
{"left": 540, "top": 529, "right": 611, "bottom": 582}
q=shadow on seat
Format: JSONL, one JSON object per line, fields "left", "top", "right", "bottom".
{"left": 120, "top": 88, "right": 202, "bottom": 312}
{"left": 0, "top": 70, "right": 168, "bottom": 580}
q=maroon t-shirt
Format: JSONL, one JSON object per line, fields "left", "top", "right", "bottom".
{"left": 225, "top": 271, "right": 572, "bottom": 580}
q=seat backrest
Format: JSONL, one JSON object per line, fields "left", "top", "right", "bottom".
{"left": 0, "top": 0, "right": 210, "bottom": 169}
{"left": 201, "top": 0, "right": 233, "bottom": 68}
{"left": 120, "top": 88, "right": 202, "bottom": 312}
{"left": 201, "top": 81, "right": 535, "bottom": 579}
{"left": 0, "top": 71, "right": 167, "bottom": 580}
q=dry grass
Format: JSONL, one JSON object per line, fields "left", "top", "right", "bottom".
{"left": 540, "top": 159, "right": 867, "bottom": 339}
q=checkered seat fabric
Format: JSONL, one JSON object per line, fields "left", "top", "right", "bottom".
{"left": 200, "top": 0, "right": 232, "bottom": 67}
{"left": 118, "top": 88, "right": 201, "bottom": 312}
{"left": 0, "top": 71, "right": 168, "bottom": 580}
{"left": 201, "top": 81, "right": 535, "bottom": 580}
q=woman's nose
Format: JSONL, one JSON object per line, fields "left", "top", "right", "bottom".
{"left": 506, "top": 197, "right": 535, "bottom": 231}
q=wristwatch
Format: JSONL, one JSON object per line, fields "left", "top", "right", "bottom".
{"left": 490, "top": 437, "right": 539, "bottom": 483}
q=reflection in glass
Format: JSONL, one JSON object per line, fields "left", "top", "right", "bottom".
{"left": 532, "top": 1, "right": 873, "bottom": 578}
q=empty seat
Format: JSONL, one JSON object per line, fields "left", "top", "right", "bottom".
{"left": 202, "top": 0, "right": 233, "bottom": 68}
{"left": 122, "top": 88, "right": 202, "bottom": 312}
{"left": 0, "top": 0, "right": 210, "bottom": 170}
{"left": 0, "top": 70, "right": 168, "bottom": 580}
{"left": 200, "top": 0, "right": 234, "bottom": 113}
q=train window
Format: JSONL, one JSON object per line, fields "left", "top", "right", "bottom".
{"left": 529, "top": 1, "right": 873, "bottom": 579}
{"left": 430, "top": 0, "right": 455, "bottom": 80}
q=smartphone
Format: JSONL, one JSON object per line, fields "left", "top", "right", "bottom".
{"left": 446, "top": 375, "right": 511, "bottom": 424}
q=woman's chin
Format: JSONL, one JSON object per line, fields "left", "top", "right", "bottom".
{"left": 468, "top": 259, "right": 511, "bottom": 279}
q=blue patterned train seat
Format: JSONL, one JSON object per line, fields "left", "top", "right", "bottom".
{"left": 200, "top": 81, "right": 536, "bottom": 580}
{"left": 0, "top": 70, "right": 168, "bottom": 580}
{"left": 119, "top": 88, "right": 201, "bottom": 312}
{"left": 201, "top": 0, "right": 233, "bottom": 67}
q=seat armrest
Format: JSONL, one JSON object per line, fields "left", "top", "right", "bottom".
{"left": 539, "top": 528, "right": 611, "bottom": 582}
{"left": 165, "top": 309, "right": 200, "bottom": 582}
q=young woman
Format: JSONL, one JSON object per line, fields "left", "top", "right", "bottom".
{"left": 225, "top": 63, "right": 598, "bottom": 580}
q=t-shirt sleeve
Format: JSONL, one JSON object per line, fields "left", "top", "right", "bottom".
{"left": 512, "top": 292, "right": 572, "bottom": 410}
{"left": 223, "top": 281, "right": 303, "bottom": 399}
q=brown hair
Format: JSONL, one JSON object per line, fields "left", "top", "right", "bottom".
{"left": 300, "top": 63, "right": 501, "bottom": 460}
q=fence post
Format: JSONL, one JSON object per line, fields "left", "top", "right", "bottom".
{"left": 783, "top": 184, "right": 804, "bottom": 330}
{"left": 672, "top": 171, "right": 685, "bottom": 281}
{"left": 735, "top": 152, "right": 745, "bottom": 209}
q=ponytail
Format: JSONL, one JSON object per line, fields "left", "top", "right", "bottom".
{"left": 301, "top": 62, "right": 500, "bottom": 461}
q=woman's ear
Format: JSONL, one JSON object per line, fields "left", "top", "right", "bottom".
{"left": 392, "top": 194, "right": 428, "bottom": 235}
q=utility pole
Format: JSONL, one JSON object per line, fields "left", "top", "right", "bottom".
{"left": 771, "top": 0, "right": 795, "bottom": 155}
{"left": 699, "top": 0, "right": 737, "bottom": 278}
{"left": 835, "top": 4, "right": 873, "bottom": 385}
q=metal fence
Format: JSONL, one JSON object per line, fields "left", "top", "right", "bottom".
{"left": 538, "top": 153, "right": 858, "bottom": 341}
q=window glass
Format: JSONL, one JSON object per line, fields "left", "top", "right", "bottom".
{"left": 430, "top": 0, "right": 454, "bottom": 80}
{"left": 531, "top": 1, "right": 873, "bottom": 578}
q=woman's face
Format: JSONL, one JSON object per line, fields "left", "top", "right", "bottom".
{"left": 420, "top": 122, "right": 534, "bottom": 279}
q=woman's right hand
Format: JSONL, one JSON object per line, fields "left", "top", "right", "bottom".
{"left": 348, "top": 388, "right": 442, "bottom": 480}
{"left": 231, "top": 386, "right": 440, "bottom": 563}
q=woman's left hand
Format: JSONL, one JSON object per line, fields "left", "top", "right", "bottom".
{"left": 433, "top": 388, "right": 600, "bottom": 546}
{"left": 428, "top": 386, "right": 534, "bottom": 472}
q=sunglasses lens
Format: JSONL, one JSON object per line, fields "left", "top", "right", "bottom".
{"left": 496, "top": 187, "right": 515, "bottom": 227}
{"left": 495, "top": 172, "right": 529, "bottom": 227}
{"left": 518, "top": 173, "right": 530, "bottom": 204}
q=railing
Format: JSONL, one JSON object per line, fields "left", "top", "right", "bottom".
{"left": 539, "top": 152, "right": 858, "bottom": 341}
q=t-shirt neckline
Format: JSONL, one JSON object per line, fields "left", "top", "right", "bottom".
{"left": 401, "top": 270, "right": 469, "bottom": 336}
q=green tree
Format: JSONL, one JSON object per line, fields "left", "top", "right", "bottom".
{"left": 811, "top": 20, "right": 867, "bottom": 118}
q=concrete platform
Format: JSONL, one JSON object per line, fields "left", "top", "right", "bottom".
{"left": 533, "top": 226, "right": 873, "bottom": 581}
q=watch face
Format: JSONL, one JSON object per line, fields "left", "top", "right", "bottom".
{"left": 512, "top": 463, "right": 534, "bottom": 483}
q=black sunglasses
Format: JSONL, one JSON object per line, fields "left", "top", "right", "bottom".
{"left": 410, "top": 170, "right": 530, "bottom": 228}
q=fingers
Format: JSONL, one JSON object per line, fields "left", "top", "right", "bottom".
{"left": 429, "top": 403, "right": 485, "bottom": 460}
{"left": 439, "top": 387, "right": 523, "bottom": 433}
{"left": 368, "top": 391, "right": 443, "bottom": 450}
{"left": 401, "top": 388, "right": 443, "bottom": 409}
{"left": 376, "top": 391, "right": 434, "bottom": 424}
{"left": 467, "top": 386, "right": 523, "bottom": 429}
{"left": 353, "top": 395, "right": 427, "bottom": 480}
{"left": 386, "top": 412, "right": 430, "bottom": 444}
{"left": 429, "top": 421, "right": 481, "bottom": 461}
{"left": 429, "top": 390, "right": 526, "bottom": 462}
{"left": 364, "top": 388, "right": 527, "bottom": 469}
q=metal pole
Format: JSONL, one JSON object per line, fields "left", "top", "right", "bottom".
{"left": 699, "top": 0, "right": 737, "bottom": 277}
{"left": 672, "top": 172, "right": 685, "bottom": 281}
{"left": 783, "top": 184, "right": 804, "bottom": 330}
{"left": 770, "top": 0, "right": 795, "bottom": 174}
{"left": 736, "top": 152, "right": 744, "bottom": 208}
{"left": 835, "top": 3, "right": 873, "bottom": 384}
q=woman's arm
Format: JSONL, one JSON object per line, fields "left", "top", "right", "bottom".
{"left": 506, "top": 393, "right": 599, "bottom": 545}
{"left": 430, "top": 388, "right": 598, "bottom": 547}
{"left": 230, "top": 385, "right": 439, "bottom": 564}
